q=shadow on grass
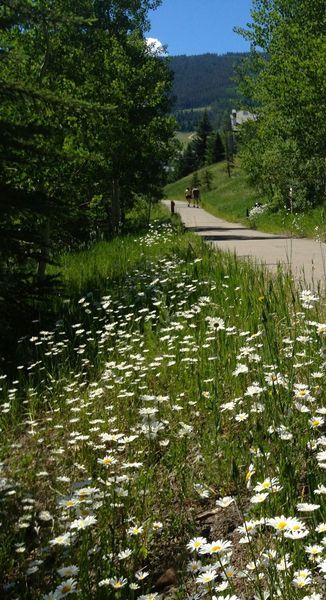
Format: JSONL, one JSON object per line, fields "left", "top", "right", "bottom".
{"left": 1, "top": 214, "right": 183, "bottom": 372}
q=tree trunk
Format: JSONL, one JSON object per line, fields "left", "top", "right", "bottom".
{"left": 37, "top": 219, "right": 50, "bottom": 282}
{"left": 111, "top": 179, "right": 121, "bottom": 236}
{"left": 146, "top": 196, "right": 152, "bottom": 226}
{"left": 120, "top": 194, "right": 126, "bottom": 232}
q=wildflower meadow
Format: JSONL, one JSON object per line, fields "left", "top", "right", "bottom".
{"left": 0, "top": 218, "right": 325, "bottom": 599}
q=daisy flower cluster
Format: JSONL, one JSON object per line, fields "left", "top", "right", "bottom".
{"left": 0, "top": 220, "right": 325, "bottom": 600}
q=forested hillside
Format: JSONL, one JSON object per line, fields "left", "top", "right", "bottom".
{"left": 169, "top": 52, "right": 247, "bottom": 130}
{"left": 170, "top": 52, "right": 246, "bottom": 109}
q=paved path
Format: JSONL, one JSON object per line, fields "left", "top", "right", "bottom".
{"left": 164, "top": 200, "right": 326, "bottom": 288}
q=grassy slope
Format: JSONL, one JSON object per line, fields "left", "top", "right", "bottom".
{"left": 175, "top": 131, "right": 196, "bottom": 147}
{"left": 165, "top": 160, "right": 326, "bottom": 239}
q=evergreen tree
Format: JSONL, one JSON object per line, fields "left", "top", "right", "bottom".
{"left": 170, "top": 53, "right": 247, "bottom": 110}
{"left": 221, "top": 112, "right": 235, "bottom": 177}
{"left": 192, "top": 110, "right": 213, "bottom": 167}
{"left": 177, "top": 141, "right": 198, "bottom": 178}
{"left": 190, "top": 171, "right": 201, "bottom": 189}
{"left": 205, "top": 131, "right": 225, "bottom": 165}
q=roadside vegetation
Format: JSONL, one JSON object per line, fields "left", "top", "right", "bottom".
{"left": 169, "top": 1, "right": 326, "bottom": 242}
{"left": 1, "top": 216, "right": 325, "bottom": 599}
{"left": 1, "top": 1, "right": 325, "bottom": 598}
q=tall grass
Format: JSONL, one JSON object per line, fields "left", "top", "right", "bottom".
{"left": 0, "top": 219, "right": 325, "bottom": 599}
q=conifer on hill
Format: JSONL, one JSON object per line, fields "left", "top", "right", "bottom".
{"left": 205, "top": 131, "right": 225, "bottom": 165}
{"left": 192, "top": 109, "right": 213, "bottom": 167}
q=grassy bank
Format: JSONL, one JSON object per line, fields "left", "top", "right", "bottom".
{"left": 175, "top": 131, "right": 196, "bottom": 147}
{"left": 0, "top": 219, "right": 325, "bottom": 599}
{"left": 48, "top": 206, "right": 176, "bottom": 300}
{"left": 165, "top": 160, "right": 326, "bottom": 239}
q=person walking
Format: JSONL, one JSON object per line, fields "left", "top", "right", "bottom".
{"left": 192, "top": 186, "right": 200, "bottom": 208}
{"left": 185, "top": 187, "right": 192, "bottom": 207}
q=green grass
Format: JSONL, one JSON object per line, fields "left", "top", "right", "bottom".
{"left": 175, "top": 131, "right": 196, "bottom": 147}
{"left": 1, "top": 218, "right": 326, "bottom": 599}
{"left": 48, "top": 203, "right": 172, "bottom": 298}
{"left": 165, "top": 160, "right": 326, "bottom": 239}
{"left": 250, "top": 204, "right": 326, "bottom": 239}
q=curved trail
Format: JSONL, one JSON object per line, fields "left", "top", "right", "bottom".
{"left": 164, "top": 200, "right": 326, "bottom": 288}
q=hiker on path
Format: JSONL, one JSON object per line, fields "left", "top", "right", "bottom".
{"left": 192, "top": 186, "right": 200, "bottom": 208}
{"left": 185, "top": 187, "right": 192, "bottom": 207}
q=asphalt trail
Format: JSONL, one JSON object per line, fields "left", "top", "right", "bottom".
{"left": 164, "top": 200, "right": 326, "bottom": 288}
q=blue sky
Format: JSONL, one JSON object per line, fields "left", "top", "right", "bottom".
{"left": 148, "top": 0, "right": 253, "bottom": 56}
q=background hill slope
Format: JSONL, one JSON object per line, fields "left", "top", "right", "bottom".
{"left": 169, "top": 52, "right": 248, "bottom": 130}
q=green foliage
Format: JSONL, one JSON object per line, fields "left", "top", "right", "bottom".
{"left": 165, "top": 160, "right": 326, "bottom": 239}
{"left": 191, "top": 109, "right": 213, "bottom": 167}
{"left": 202, "top": 168, "right": 213, "bottom": 191}
{"left": 0, "top": 0, "right": 175, "bottom": 353}
{"left": 205, "top": 130, "right": 225, "bottom": 165}
{"left": 175, "top": 140, "right": 198, "bottom": 179}
{"left": 165, "top": 160, "right": 262, "bottom": 224}
{"left": 190, "top": 171, "right": 201, "bottom": 189}
{"left": 236, "top": 0, "right": 326, "bottom": 210}
{"left": 174, "top": 112, "right": 223, "bottom": 179}
{"left": 169, "top": 53, "right": 253, "bottom": 134}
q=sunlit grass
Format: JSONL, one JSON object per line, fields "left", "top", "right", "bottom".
{"left": 175, "top": 131, "right": 196, "bottom": 147}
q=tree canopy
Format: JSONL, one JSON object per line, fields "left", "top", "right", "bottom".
{"left": 236, "top": 0, "right": 326, "bottom": 210}
{"left": 0, "top": 0, "right": 175, "bottom": 349}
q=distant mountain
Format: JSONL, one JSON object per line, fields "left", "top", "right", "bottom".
{"left": 169, "top": 52, "right": 248, "bottom": 131}
{"left": 169, "top": 52, "right": 247, "bottom": 109}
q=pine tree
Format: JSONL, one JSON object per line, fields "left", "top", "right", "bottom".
{"left": 190, "top": 171, "right": 201, "bottom": 189}
{"left": 205, "top": 131, "right": 225, "bottom": 165}
{"left": 192, "top": 110, "right": 213, "bottom": 167}
{"left": 177, "top": 141, "right": 198, "bottom": 178}
{"left": 221, "top": 112, "right": 235, "bottom": 177}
